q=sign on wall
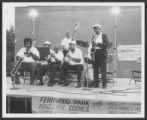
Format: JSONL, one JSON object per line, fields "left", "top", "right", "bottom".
{"left": 32, "top": 96, "right": 141, "bottom": 114}
{"left": 117, "top": 45, "right": 141, "bottom": 61}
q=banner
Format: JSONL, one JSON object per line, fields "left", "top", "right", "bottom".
{"left": 117, "top": 45, "right": 141, "bottom": 61}
{"left": 32, "top": 96, "right": 141, "bottom": 114}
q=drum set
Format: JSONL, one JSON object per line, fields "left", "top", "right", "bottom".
{"left": 76, "top": 40, "right": 114, "bottom": 87}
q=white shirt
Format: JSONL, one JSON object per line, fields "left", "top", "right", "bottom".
{"left": 61, "top": 37, "right": 72, "bottom": 50}
{"left": 51, "top": 51, "right": 64, "bottom": 62}
{"left": 66, "top": 47, "right": 83, "bottom": 65}
{"left": 16, "top": 47, "right": 40, "bottom": 63}
{"left": 93, "top": 33, "right": 102, "bottom": 49}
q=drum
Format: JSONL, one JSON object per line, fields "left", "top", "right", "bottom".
{"left": 84, "top": 53, "right": 93, "bottom": 64}
{"left": 83, "top": 66, "right": 94, "bottom": 87}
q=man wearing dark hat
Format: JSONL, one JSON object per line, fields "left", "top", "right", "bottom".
{"left": 13, "top": 37, "right": 40, "bottom": 85}
{"left": 90, "top": 24, "right": 109, "bottom": 88}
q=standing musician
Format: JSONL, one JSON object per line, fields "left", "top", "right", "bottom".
{"left": 59, "top": 40, "right": 83, "bottom": 88}
{"left": 61, "top": 32, "right": 72, "bottom": 56}
{"left": 14, "top": 38, "right": 40, "bottom": 85}
{"left": 89, "top": 24, "right": 109, "bottom": 88}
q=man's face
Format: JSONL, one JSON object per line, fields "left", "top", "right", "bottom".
{"left": 93, "top": 27, "right": 101, "bottom": 35}
{"left": 44, "top": 44, "right": 50, "bottom": 48}
{"left": 69, "top": 43, "right": 75, "bottom": 51}
{"left": 24, "top": 42, "right": 31, "bottom": 48}
{"left": 66, "top": 32, "right": 70, "bottom": 38}
{"left": 54, "top": 47, "right": 59, "bottom": 53}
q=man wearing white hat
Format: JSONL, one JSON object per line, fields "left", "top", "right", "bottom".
{"left": 37, "top": 41, "right": 53, "bottom": 85}
{"left": 59, "top": 40, "right": 83, "bottom": 88}
{"left": 44, "top": 41, "right": 50, "bottom": 46}
{"left": 89, "top": 24, "right": 109, "bottom": 88}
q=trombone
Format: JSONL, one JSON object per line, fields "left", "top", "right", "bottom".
{"left": 10, "top": 57, "right": 23, "bottom": 76}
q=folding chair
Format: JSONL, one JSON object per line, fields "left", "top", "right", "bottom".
{"left": 129, "top": 70, "right": 141, "bottom": 85}
{"left": 129, "top": 57, "right": 141, "bottom": 85}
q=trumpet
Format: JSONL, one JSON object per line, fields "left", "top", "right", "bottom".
{"left": 10, "top": 57, "right": 23, "bottom": 76}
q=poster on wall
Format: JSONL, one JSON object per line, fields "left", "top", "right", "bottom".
{"left": 117, "top": 45, "right": 141, "bottom": 61}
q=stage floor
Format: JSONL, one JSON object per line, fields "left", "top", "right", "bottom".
{"left": 6, "top": 77, "right": 141, "bottom": 103}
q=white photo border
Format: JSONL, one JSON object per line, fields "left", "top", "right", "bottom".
{"left": 2, "top": 2, "right": 145, "bottom": 118}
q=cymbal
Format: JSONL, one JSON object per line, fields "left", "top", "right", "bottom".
{"left": 76, "top": 40, "right": 89, "bottom": 47}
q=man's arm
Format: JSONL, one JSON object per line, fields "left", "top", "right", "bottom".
{"left": 66, "top": 52, "right": 81, "bottom": 63}
{"left": 70, "top": 57, "right": 81, "bottom": 63}
{"left": 51, "top": 52, "right": 64, "bottom": 63}
{"left": 16, "top": 55, "right": 23, "bottom": 61}
{"left": 29, "top": 48, "right": 40, "bottom": 61}
{"left": 30, "top": 51, "right": 40, "bottom": 61}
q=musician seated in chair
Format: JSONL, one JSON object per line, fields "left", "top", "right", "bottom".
{"left": 36, "top": 41, "right": 53, "bottom": 85}
{"left": 14, "top": 38, "right": 40, "bottom": 85}
{"left": 59, "top": 40, "right": 84, "bottom": 88}
{"left": 38, "top": 45, "right": 64, "bottom": 86}
{"left": 47, "top": 45, "right": 64, "bottom": 87}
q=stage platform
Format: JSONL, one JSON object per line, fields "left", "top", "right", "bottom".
{"left": 6, "top": 77, "right": 141, "bottom": 114}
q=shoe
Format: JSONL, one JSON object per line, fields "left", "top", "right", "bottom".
{"left": 90, "top": 84, "right": 99, "bottom": 88}
{"left": 76, "top": 83, "right": 81, "bottom": 88}
{"left": 36, "top": 82, "right": 43, "bottom": 86}
{"left": 61, "top": 82, "right": 68, "bottom": 87}
{"left": 58, "top": 80, "right": 63, "bottom": 85}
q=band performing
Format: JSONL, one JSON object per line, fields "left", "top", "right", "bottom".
{"left": 11, "top": 24, "right": 110, "bottom": 89}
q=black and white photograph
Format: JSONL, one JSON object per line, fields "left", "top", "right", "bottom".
{"left": 2, "top": 2, "right": 145, "bottom": 118}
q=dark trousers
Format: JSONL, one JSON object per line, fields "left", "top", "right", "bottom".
{"left": 59, "top": 63, "right": 83, "bottom": 83}
{"left": 92, "top": 49, "right": 107, "bottom": 86}
{"left": 14, "top": 62, "right": 38, "bottom": 84}
{"left": 38, "top": 62, "right": 61, "bottom": 83}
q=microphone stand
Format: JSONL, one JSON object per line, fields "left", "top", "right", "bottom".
{"left": 83, "top": 42, "right": 92, "bottom": 90}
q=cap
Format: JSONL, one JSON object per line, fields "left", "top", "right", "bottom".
{"left": 69, "top": 40, "right": 76, "bottom": 45}
{"left": 44, "top": 41, "right": 50, "bottom": 45}
{"left": 92, "top": 24, "right": 102, "bottom": 29}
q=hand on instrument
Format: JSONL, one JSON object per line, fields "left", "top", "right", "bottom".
{"left": 66, "top": 54, "right": 72, "bottom": 59}
{"left": 17, "top": 56, "right": 24, "bottom": 61}
{"left": 63, "top": 57, "right": 69, "bottom": 63}
{"left": 50, "top": 52, "right": 55, "bottom": 58}
{"left": 24, "top": 51, "right": 31, "bottom": 57}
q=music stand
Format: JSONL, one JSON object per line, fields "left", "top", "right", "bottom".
{"left": 83, "top": 45, "right": 93, "bottom": 90}
{"left": 37, "top": 47, "right": 50, "bottom": 60}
